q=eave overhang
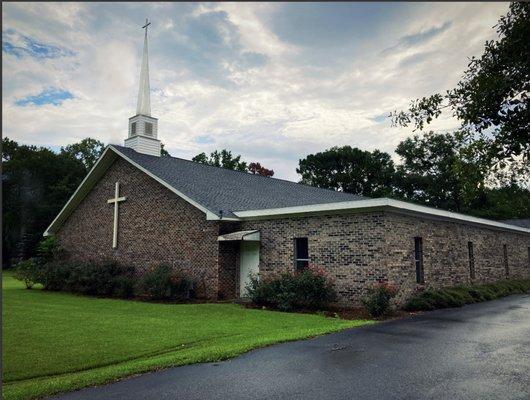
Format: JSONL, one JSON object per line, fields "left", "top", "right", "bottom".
{"left": 232, "top": 198, "right": 530, "bottom": 234}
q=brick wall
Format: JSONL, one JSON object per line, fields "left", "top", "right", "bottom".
{"left": 241, "top": 211, "right": 530, "bottom": 306}
{"left": 56, "top": 158, "right": 221, "bottom": 299}
{"left": 385, "top": 212, "right": 530, "bottom": 304}
{"left": 55, "top": 156, "right": 530, "bottom": 305}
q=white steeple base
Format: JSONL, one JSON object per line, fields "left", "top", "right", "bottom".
{"left": 126, "top": 114, "right": 161, "bottom": 156}
{"left": 125, "top": 133, "right": 161, "bottom": 157}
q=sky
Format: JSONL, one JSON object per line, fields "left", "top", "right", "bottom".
{"left": 2, "top": 2, "right": 508, "bottom": 181}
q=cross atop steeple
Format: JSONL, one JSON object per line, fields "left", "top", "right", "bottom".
{"left": 142, "top": 18, "right": 151, "bottom": 30}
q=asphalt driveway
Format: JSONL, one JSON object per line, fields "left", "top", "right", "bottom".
{"left": 53, "top": 295, "right": 530, "bottom": 400}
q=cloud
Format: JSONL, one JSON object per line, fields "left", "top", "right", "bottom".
{"left": 15, "top": 88, "right": 74, "bottom": 106}
{"left": 2, "top": 2, "right": 510, "bottom": 181}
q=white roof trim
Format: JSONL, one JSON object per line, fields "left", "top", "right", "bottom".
{"left": 109, "top": 146, "right": 215, "bottom": 218}
{"left": 110, "top": 147, "right": 240, "bottom": 221}
{"left": 218, "top": 230, "right": 260, "bottom": 241}
{"left": 44, "top": 147, "right": 116, "bottom": 236}
{"left": 233, "top": 198, "right": 530, "bottom": 234}
{"left": 43, "top": 146, "right": 234, "bottom": 236}
{"left": 44, "top": 146, "right": 530, "bottom": 236}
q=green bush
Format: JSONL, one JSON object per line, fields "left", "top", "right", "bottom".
{"left": 361, "top": 283, "right": 398, "bottom": 317}
{"left": 12, "top": 258, "right": 40, "bottom": 289}
{"left": 114, "top": 275, "right": 136, "bottom": 298}
{"left": 136, "top": 264, "right": 192, "bottom": 301}
{"left": 36, "top": 236, "right": 63, "bottom": 264}
{"left": 404, "top": 279, "right": 530, "bottom": 311}
{"left": 66, "top": 261, "right": 135, "bottom": 297}
{"left": 37, "top": 260, "right": 73, "bottom": 291}
{"left": 246, "top": 265, "right": 337, "bottom": 312}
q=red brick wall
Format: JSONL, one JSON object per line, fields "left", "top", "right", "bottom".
{"left": 56, "top": 158, "right": 221, "bottom": 299}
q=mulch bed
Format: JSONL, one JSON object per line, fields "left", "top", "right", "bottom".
{"left": 243, "top": 302, "right": 419, "bottom": 321}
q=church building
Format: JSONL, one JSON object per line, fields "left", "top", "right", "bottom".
{"left": 44, "top": 22, "right": 530, "bottom": 305}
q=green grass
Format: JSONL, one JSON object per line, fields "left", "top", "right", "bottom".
{"left": 2, "top": 274, "right": 370, "bottom": 400}
{"left": 404, "top": 279, "right": 530, "bottom": 311}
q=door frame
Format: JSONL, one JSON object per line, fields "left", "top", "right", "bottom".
{"left": 239, "top": 241, "right": 260, "bottom": 297}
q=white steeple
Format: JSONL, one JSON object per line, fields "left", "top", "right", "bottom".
{"left": 125, "top": 18, "right": 161, "bottom": 157}
{"left": 136, "top": 19, "right": 151, "bottom": 116}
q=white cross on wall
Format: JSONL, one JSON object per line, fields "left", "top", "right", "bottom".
{"left": 107, "top": 182, "right": 127, "bottom": 249}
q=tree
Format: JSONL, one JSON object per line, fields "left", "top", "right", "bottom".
{"left": 2, "top": 138, "right": 87, "bottom": 266}
{"left": 297, "top": 146, "right": 396, "bottom": 197}
{"left": 470, "top": 184, "right": 530, "bottom": 220}
{"left": 160, "top": 142, "right": 170, "bottom": 157}
{"left": 61, "top": 138, "right": 104, "bottom": 170}
{"left": 392, "top": 2, "right": 529, "bottom": 170}
{"left": 192, "top": 149, "right": 248, "bottom": 172}
{"left": 248, "top": 162, "right": 274, "bottom": 177}
{"left": 393, "top": 131, "right": 487, "bottom": 212}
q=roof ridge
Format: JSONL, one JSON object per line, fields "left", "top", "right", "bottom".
{"left": 110, "top": 144, "right": 365, "bottom": 199}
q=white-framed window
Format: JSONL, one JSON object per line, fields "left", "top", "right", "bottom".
{"left": 294, "top": 237, "right": 309, "bottom": 271}
{"left": 131, "top": 122, "right": 137, "bottom": 135}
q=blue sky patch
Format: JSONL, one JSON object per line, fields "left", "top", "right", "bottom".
{"left": 370, "top": 113, "right": 389, "bottom": 124}
{"left": 195, "top": 135, "right": 215, "bottom": 144}
{"left": 2, "top": 30, "right": 75, "bottom": 59}
{"left": 16, "top": 88, "right": 74, "bottom": 106}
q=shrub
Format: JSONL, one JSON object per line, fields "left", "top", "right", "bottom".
{"left": 36, "top": 236, "right": 63, "bottom": 264}
{"left": 114, "top": 275, "right": 136, "bottom": 299}
{"left": 66, "top": 261, "right": 135, "bottom": 297}
{"left": 37, "top": 260, "right": 73, "bottom": 291}
{"left": 404, "top": 279, "right": 530, "bottom": 311}
{"left": 246, "top": 264, "right": 336, "bottom": 312}
{"left": 136, "top": 264, "right": 192, "bottom": 301}
{"left": 13, "top": 258, "right": 40, "bottom": 289}
{"left": 361, "top": 282, "right": 398, "bottom": 317}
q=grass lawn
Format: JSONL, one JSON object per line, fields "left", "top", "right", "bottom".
{"left": 2, "top": 274, "right": 371, "bottom": 400}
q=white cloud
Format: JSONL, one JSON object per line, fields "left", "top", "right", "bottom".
{"left": 2, "top": 2, "right": 508, "bottom": 181}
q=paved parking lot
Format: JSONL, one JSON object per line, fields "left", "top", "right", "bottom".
{"left": 53, "top": 295, "right": 530, "bottom": 400}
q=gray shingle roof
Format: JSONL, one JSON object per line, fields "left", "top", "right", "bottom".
{"left": 112, "top": 145, "right": 365, "bottom": 218}
{"left": 501, "top": 219, "right": 530, "bottom": 229}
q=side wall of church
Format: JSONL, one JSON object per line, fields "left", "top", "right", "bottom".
{"left": 56, "top": 158, "right": 221, "bottom": 299}
{"left": 240, "top": 211, "right": 530, "bottom": 307}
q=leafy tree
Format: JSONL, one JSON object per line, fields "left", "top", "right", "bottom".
{"left": 391, "top": 2, "right": 529, "bottom": 171}
{"left": 248, "top": 162, "right": 274, "bottom": 177}
{"left": 2, "top": 138, "right": 87, "bottom": 266}
{"left": 393, "top": 131, "right": 487, "bottom": 211}
{"left": 392, "top": 131, "right": 530, "bottom": 218}
{"left": 160, "top": 142, "right": 170, "bottom": 157}
{"left": 471, "top": 184, "right": 530, "bottom": 220}
{"left": 297, "top": 146, "right": 395, "bottom": 197}
{"left": 61, "top": 138, "right": 104, "bottom": 170}
{"left": 192, "top": 149, "right": 248, "bottom": 172}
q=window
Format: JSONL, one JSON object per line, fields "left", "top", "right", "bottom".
{"left": 414, "top": 237, "right": 424, "bottom": 284}
{"left": 468, "top": 241, "right": 475, "bottom": 280}
{"left": 131, "top": 122, "right": 137, "bottom": 135}
{"left": 144, "top": 122, "right": 153, "bottom": 136}
{"left": 503, "top": 244, "right": 509, "bottom": 277}
{"left": 294, "top": 237, "right": 309, "bottom": 271}
{"left": 528, "top": 247, "right": 530, "bottom": 268}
